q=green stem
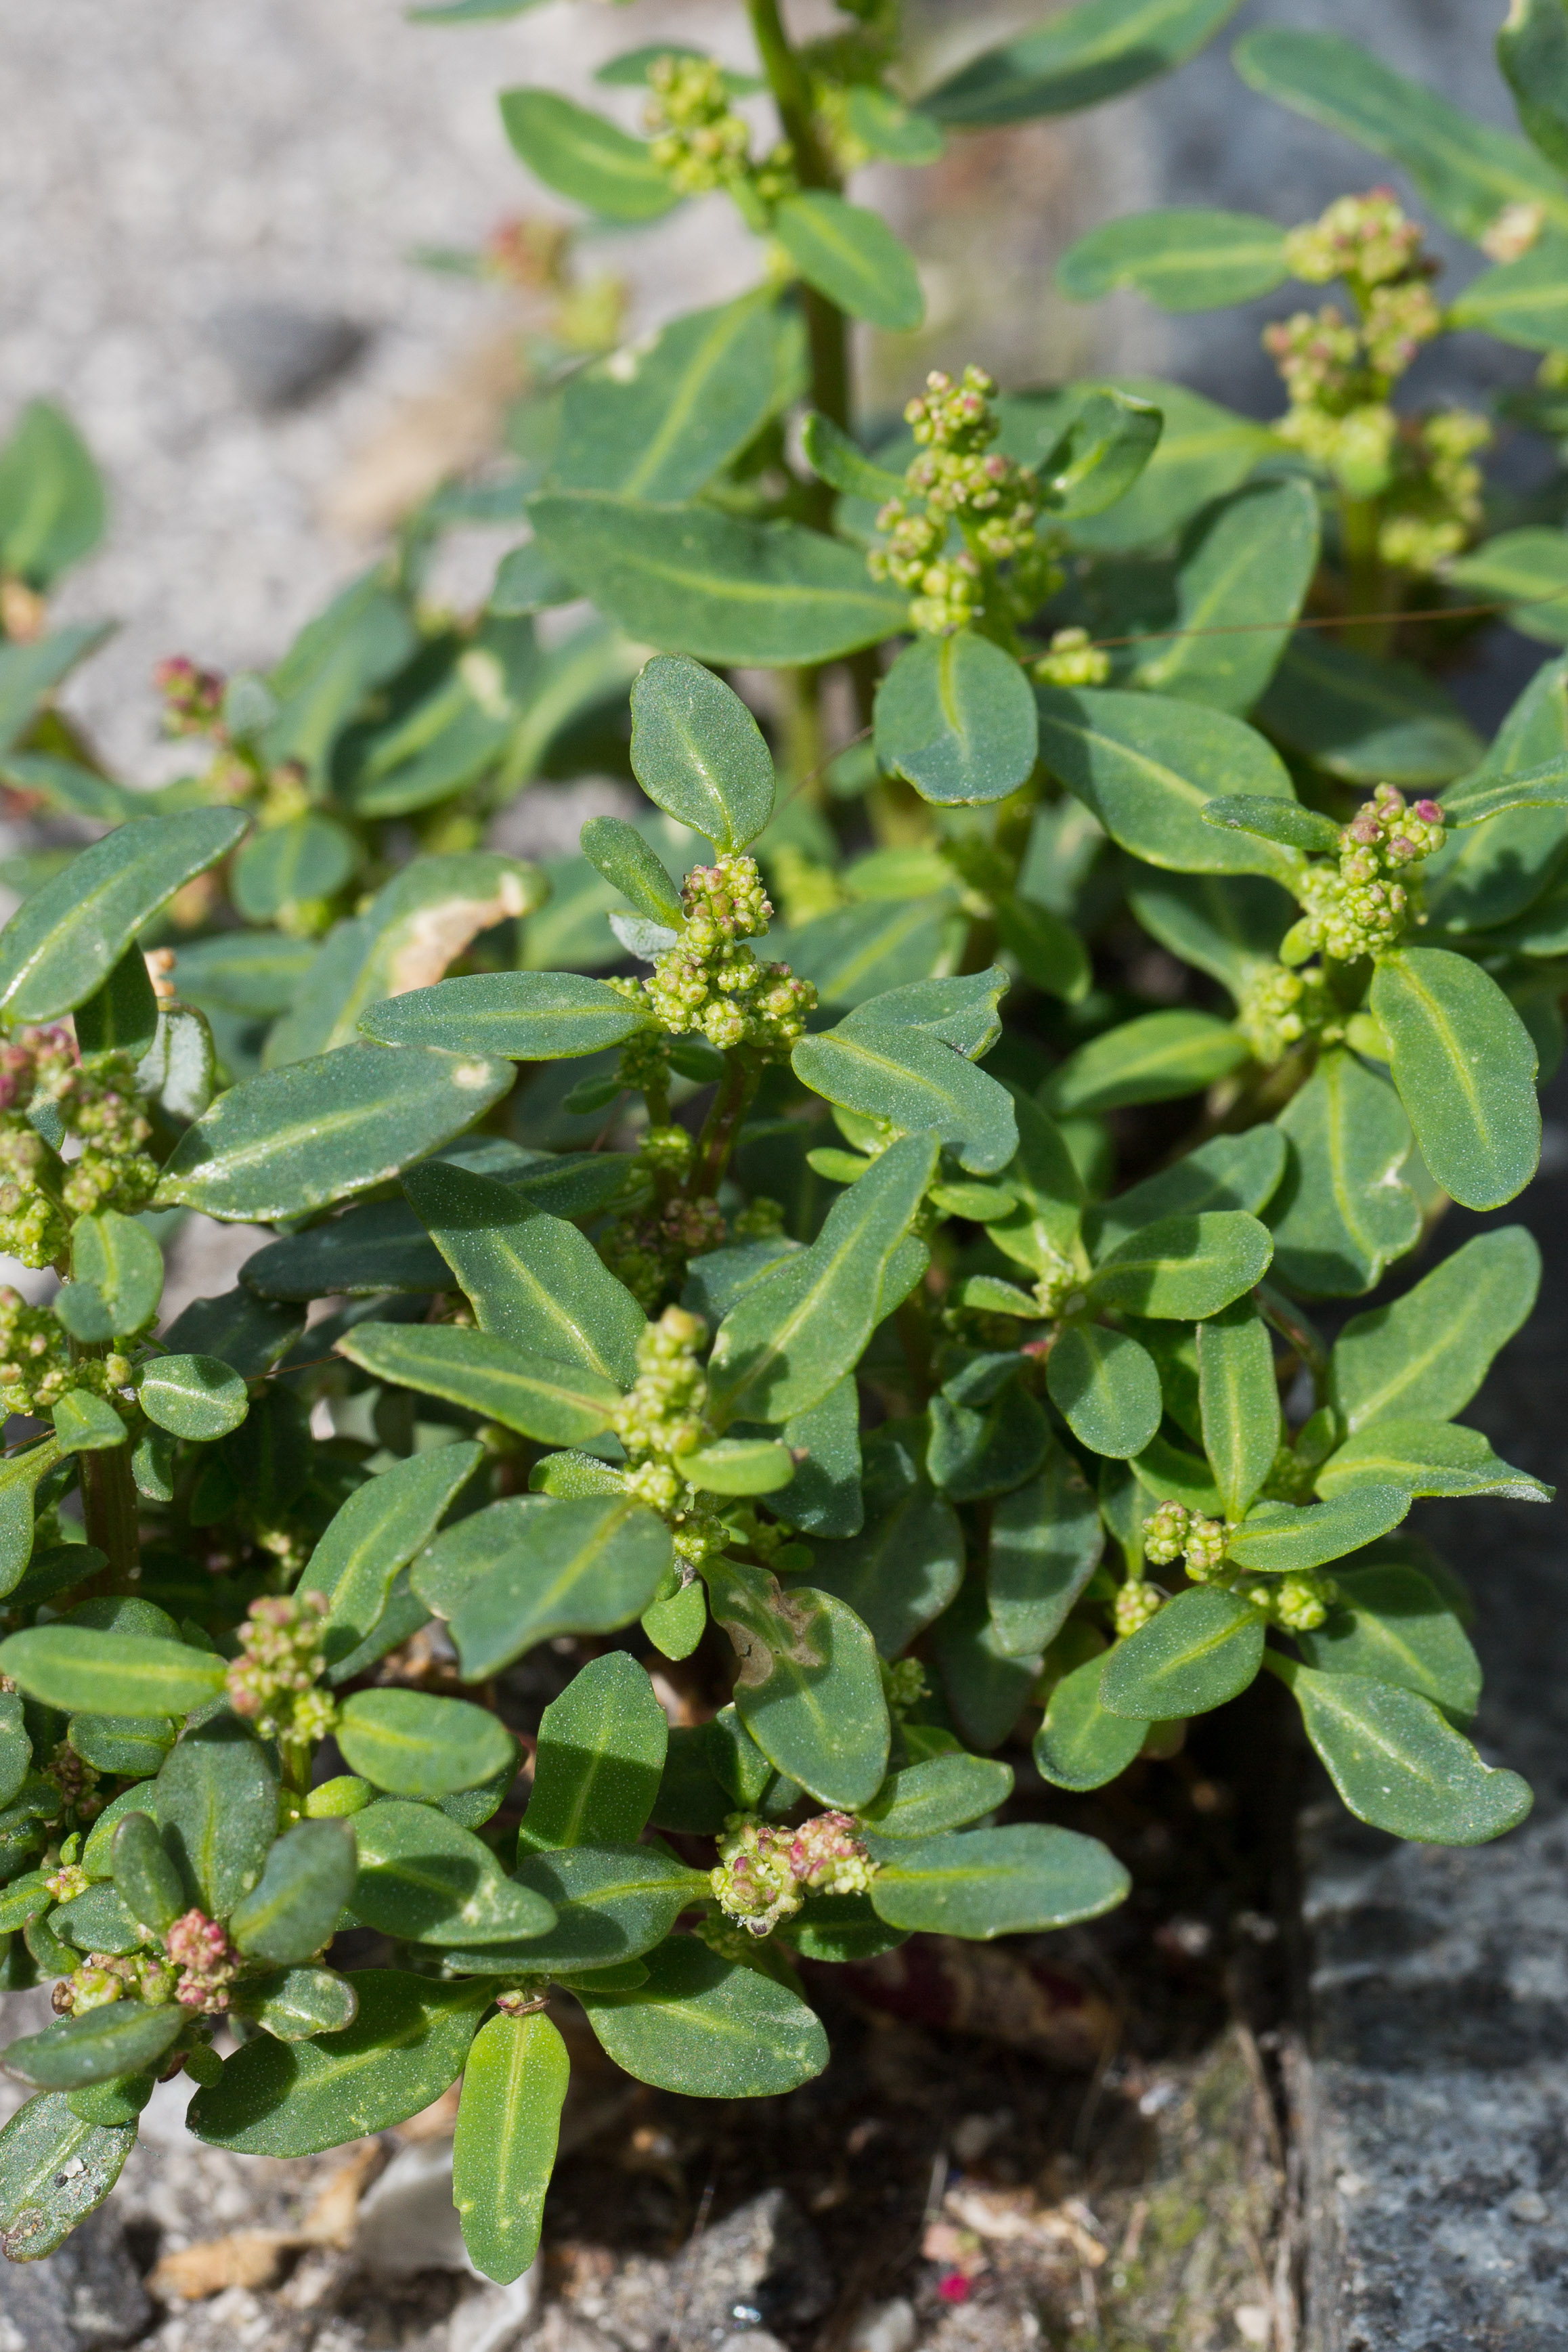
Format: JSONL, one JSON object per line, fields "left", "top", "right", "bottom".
{"left": 689, "top": 1051, "right": 760, "bottom": 1200}
{"left": 77, "top": 1443, "right": 139, "bottom": 1594}
{"left": 746, "top": 0, "right": 850, "bottom": 439}
{"left": 1341, "top": 495, "right": 1391, "bottom": 655}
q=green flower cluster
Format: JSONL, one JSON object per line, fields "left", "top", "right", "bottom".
{"left": 1265, "top": 188, "right": 1490, "bottom": 566}
{"left": 1144, "top": 1498, "right": 1227, "bottom": 1577}
{"left": 871, "top": 366, "right": 1058, "bottom": 638}
{"left": 611, "top": 1307, "right": 722, "bottom": 1550}
{"left": 1113, "top": 1580, "right": 1166, "bottom": 1636}
{"left": 1032, "top": 626, "right": 1111, "bottom": 687}
{"left": 603, "top": 1196, "right": 726, "bottom": 1315}
{"left": 1236, "top": 962, "right": 1342, "bottom": 1066}
{"left": 614, "top": 855, "right": 815, "bottom": 1056}
{"left": 645, "top": 56, "right": 794, "bottom": 208}
{"left": 710, "top": 1807, "right": 876, "bottom": 1936}
{"left": 225, "top": 1590, "right": 335, "bottom": 1749}
{"left": 1283, "top": 785, "right": 1446, "bottom": 965}
{"left": 0, "top": 1288, "right": 131, "bottom": 1418}
{"left": 0, "top": 1028, "right": 159, "bottom": 1266}
{"left": 55, "top": 1948, "right": 177, "bottom": 2018}
{"left": 1238, "top": 1572, "right": 1338, "bottom": 1632}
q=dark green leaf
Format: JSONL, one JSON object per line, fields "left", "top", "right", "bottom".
{"left": 1315, "top": 1418, "right": 1551, "bottom": 1504}
{"left": 1035, "top": 685, "right": 1301, "bottom": 879}
{"left": 556, "top": 293, "right": 783, "bottom": 502}
{"left": 802, "top": 412, "right": 906, "bottom": 502}
{"left": 801, "top": 1429, "right": 963, "bottom": 1657}
{"left": 189, "top": 1970, "right": 489, "bottom": 2154}
{"left": 69, "top": 1213, "right": 160, "bottom": 1340}
{"left": 231, "top": 1967, "right": 359, "bottom": 2041}
{"left": 1257, "top": 636, "right": 1482, "bottom": 785}
{"left": 519, "top": 1653, "right": 667, "bottom": 1853}
{"left": 349, "top": 1802, "right": 552, "bottom": 1945}
{"left": 138, "top": 1355, "right": 248, "bottom": 1442}
{"left": 228, "top": 1821, "right": 357, "bottom": 1965}
{"left": 232, "top": 814, "right": 357, "bottom": 922}
{"left": 0, "top": 810, "right": 248, "bottom": 1022}
{"left": 0, "top": 2091, "right": 135, "bottom": 2261}
{"left": 1297, "top": 1563, "right": 1480, "bottom": 1722}
{"left": 923, "top": 0, "right": 1244, "bottom": 127}
{"left": 527, "top": 494, "right": 906, "bottom": 667}
{"left": 630, "top": 654, "right": 776, "bottom": 849}
{"left": 705, "top": 1560, "right": 890, "bottom": 1808}
{"left": 772, "top": 897, "right": 960, "bottom": 1009}
{"left": 576, "top": 1935, "right": 828, "bottom": 2096}
{"left": 1047, "top": 1322, "right": 1161, "bottom": 1458}
{"left": 860, "top": 1752, "right": 1014, "bottom": 1838}
{"left": 1100, "top": 1586, "right": 1264, "bottom": 1718}
{"left": 111, "top": 1809, "right": 183, "bottom": 1934}
{"left": 402, "top": 1162, "right": 643, "bottom": 1387}
{"left": 874, "top": 634, "right": 1038, "bottom": 807}
{"left": 772, "top": 1374, "right": 863, "bottom": 1539}
{"left": 1234, "top": 28, "right": 1568, "bottom": 244}
{"left": 1058, "top": 207, "right": 1288, "bottom": 309}
{"left": 1499, "top": 0, "right": 1568, "bottom": 175}
{"left": 988, "top": 1445, "right": 1104, "bottom": 1656}
{"left": 337, "top": 1689, "right": 517, "bottom": 1801}
{"left": 74, "top": 946, "right": 159, "bottom": 1066}
{"left": 3, "top": 2001, "right": 184, "bottom": 2091}
{"left": 1328, "top": 1227, "right": 1540, "bottom": 1432}
{"left": 336, "top": 1322, "right": 621, "bottom": 1447}
{"left": 773, "top": 193, "right": 923, "bottom": 331}
{"left": 926, "top": 1377, "right": 1048, "bottom": 1503}
{"left": 1087, "top": 1123, "right": 1286, "bottom": 1254}
{"left": 498, "top": 89, "right": 678, "bottom": 221}
{"left": 162, "top": 1288, "right": 303, "bottom": 1378}
{"left": 1225, "top": 1485, "right": 1412, "bottom": 1575}
{"left": 928, "top": 1577, "right": 1041, "bottom": 1750}
{"left": 0, "top": 1628, "right": 225, "bottom": 1718}
{"left": 0, "top": 1693, "right": 28, "bottom": 1810}
{"left": 360, "top": 970, "right": 652, "bottom": 1060}
{"left": 1202, "top": 794, "right": 1341, "bottom": 854}
{"left": 454, "top": 2010, "right": 567, "bottom": 2283}
{"left": 1269, "top": 1656, "right": 1532, "bottom": 1845}
{"left": 1036, "top": 388, "right": 1164, "bottom": 520}
{"left": 169, "top": 930, "right": 318, "bottom": 1021}
{"left": 867, "top": 1822, "right": 1129, "bottom": 1936}
{"left": 314, "top": 1443, "right": 482, "bottom": 1668}
{"left": 478, "top": 1842, "right": 703, "bottom": 1972}
{"left": 1197, "top": 1297, "right": 1279, "bottom": 1517}
{"left": 1034, "top": 1655, "right": 1150, "bottom": 1790}
{"left": 449, "top": 1496, "right": 672, "bottom": 1678}
{"left": 1047, "top": 1009, "right": 1248, "bottom": 1113}
{"left": 154, "top": 1716, "right": 280, "bottom": 1916}
{"left": 1371, "top": 949, "right": 1540, "bottom": 1212}
{"left": 156, "top": 1044, "right": 513, "bottom": 1223}
{"left": 795, "top": 1023, "right": 1016, "bottom": 1176}
{"left": 1089, "top": 1209, "right": 1271, "bottom": 1320}
{"left": 1267, "top": 1050, "right": 1420, "bottom": 1297}
{"left": 578, "top": 816, "right": 684, "bottom": 927}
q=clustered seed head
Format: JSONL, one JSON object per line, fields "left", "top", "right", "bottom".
{"left": 1239, "top": 1571, "right": 1338, "bottom": 1631}
{"left": 1378, "top": 410, "right": 1491, "bottom": 573}
{"left": 0, "top": 1032, "right": 158, "bottom": 1261}
{"left": 225, "top": 1590, "right": 334, "bottom": 1747}
{"left": 0, "top": 1289, "right": 131, "bottom": 1417}
{"left": 1114, "top": 1582, "right": 1166, "bottom": 1637}
{"left": 881, "top": 1657, "right": 928, "bottom": 1717}
{"left": 870, "top": 366, "right": 1059, "bottom": 636}
{"left": 1284, "top": 785, "right": 1446, "bottom": 965}
{"left": 1283, "top": 189, "right": 1425, "bottom": 291}
{"left": 710, "top": 1808, "right": 876, "bottom": 1936}
{"left": 640, "top": 1124, "right": 695, "bottom": 1177}
{"left": 603, "top": 1194, "right": 726, "bottom": 1315}
{"left": 614, "top": 1307, "right": 709, "bottom": 1465}
{"left": 154, "top": 655, "right": 226, "bottom": 738}
{"left": 44, "top": 1860, "right": 89, "bottom": 1904}
{"left": 1143, "top": 1500, "right": 1227, "bottom": 1579}
{"left": 1237, "top": 962, "right": 1343, "bottom": 1067}
{"left": 165, "top": 1909, "right": 239, "bottom": 2012}
{"left": 53, "top": 1948, "right": 178, "bottom": 2017}
{"left": 645, "top": 55, "right": 794, "bottom": 204}
{"left": 680, "top": 854, "right": 772, "bottom": 953}
{"left": 733, "top": 1196, "right": 786, "bottom": 1240}
{"left": 615, "top": 854, "right": 815, "bottom": 1060}
{"left": 1032, "top": 626, "right": 1111, "bottom": 689}
{"left": 43, "top": 1741, "right": 104, "bottom": 1816}
{"left": 1261, "top": 1442, "right": 1320, "bottom": 1504}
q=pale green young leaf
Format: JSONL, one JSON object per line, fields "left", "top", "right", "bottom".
{"left": 0, "top": 400, "right": 106, "bottom": 588}
{"left": 361, "top": 971, "right": 655, "bottom": 1060}
{"left": 454, "top": 2011, "right": 568, "bottom": 2284}
{"left": 772, "top": 192, "right": 924, "bottom": 332}
{"left": 578, "top": 815, "right": 684, "bottom": 927}
{"left": 1202, "top": 794, "right": 1341, "bottom": 854}
{"left": 137, "top": 1355, "right": 248, "bottom": 1442}
{"left": 1267, "top": 1050, "right": 1420, "bottom": 1297}
{"left": 527, "top": 494, "right": 907, "bottom": 667}
{"left": 519, "top": 1652, "right": 668, "bottom": 1852}
{"left": 679, "top": 1439, "right": 794, "bottom": 1495}
{"left": 1267, "top": 1657, "right": 1532, "bottom": 1846}
{"left": 867, "top": 1823, "right": 1129, "bottom": 1936}
{"left": 1099, "top": 1587, "right": 1265, "bottom": 1719}
{"left": 189, "top": 1972, "right": 489, "bottom": 2155}
{"left": 630, "top": 654, "right": 775, "bottom": 850}
{"left": 708, "top": 1131, "right": 938, "bottom": 1425}
{"left": 1197, "top": 1297, "right": 1280, "bottom": 1518}
{"left": 498, "top": 89, "right": 678, "bottom": 221}
{"left": 1328, "top": 1227, "right": 1540, "bottom": 1431}
{"left": 230, "top": 1968, "right": 358, "bottom": 2042}
{"left": 1370, "top": 949, "right": 1540, "bottom": 1212}
{"left": 802, "top": 411, "right": 906, "bottom": 502}
{"left": 873, "top": 634, "right": 1039, "bottom": 807}
{"left": 52, "top": 1390, "right": 129, "bottom": 1454}
{"left": 69, "top": 1213, "right": 161, "bottom": 1338}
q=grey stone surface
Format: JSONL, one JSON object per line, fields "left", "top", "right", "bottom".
{"left": 0, "top": 2204, "right": 152, "bottom": 2352}
{"left": 1300, "top": 1081, "right": 1568, "bottom": 2350}
{"left": 670, "top": 2188, "right": 832, "bottom": 2346}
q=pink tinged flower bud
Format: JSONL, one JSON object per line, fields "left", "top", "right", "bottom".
{"left": 1414, "top": 800, "right": 1442, "bottom": 825}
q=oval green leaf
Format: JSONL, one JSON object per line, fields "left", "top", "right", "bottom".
{"left": 1099, "top": 1586, "right": 1265, "bottom": 1719}
{"left": 337, "top": 1689, "right": 517, "bottom": 1800}
{"left": 873, "top": 633, "right": 1039, "bottom": 807}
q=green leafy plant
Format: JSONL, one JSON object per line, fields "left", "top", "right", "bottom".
{"left": 0, "top": 0, "right": 1563, "bottom": 2285}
